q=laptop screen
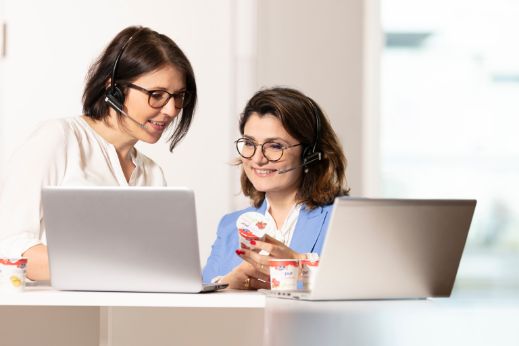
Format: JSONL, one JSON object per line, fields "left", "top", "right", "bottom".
{"left": 42, "top": 186, "right": 206, "bottom": 293}
{"left": 303, "top": 198, "right": 476, "bottom": 300}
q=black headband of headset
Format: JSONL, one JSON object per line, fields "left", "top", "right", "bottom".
{"left": 307, "top": 98, "right": 322, "bottom": 156}
{"left": 109, "top": 27, "right": 144, "bottom": 91}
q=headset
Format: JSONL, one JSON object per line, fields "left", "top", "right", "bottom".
{"left": 104, "top": 28, "right": 144, "bottom": 113}
{"left": 277, "top": 97, "right": 322, "bottom": 174}
{"left": 302, "top": 98, "right": 322, "bottom": 168}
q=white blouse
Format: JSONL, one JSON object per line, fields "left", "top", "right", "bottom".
{"left": 264, "top": 198, "right": 302, "bottom": 246}
{"left": 0, "top": 117, "right": 166, "bottom": 258}
{"left": 264, "top": 198, "right": 319, "bottom": 261}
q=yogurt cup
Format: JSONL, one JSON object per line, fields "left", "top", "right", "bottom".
{"left": 236, "top": 212, "right": 270, "bottom": 250}
{"left": 269, "top": 259, "right": 299, "bottom": 291}
{"left": 301, "top": 259, "right": 320, "bottom": 290}
{"left": 0, "top": 258, "right": 28, "bottom": 292}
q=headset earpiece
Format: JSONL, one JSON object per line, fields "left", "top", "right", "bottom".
{"left": 302, "top": 98, "right": 323, "bottom": 168}
{"left": 106, "top": 84, "right": 125, "bottom": 112}
{"left": 105, "top": 27, "right": 143, "bottom": 113}
{"left": 302, "top": 146, "right": 310, "bottom": 160}
{"left": 106, "top": 85, "right": 124, "bottom": 111}
{"left": 277, "top": 96, "right": 323, "bottom": 175}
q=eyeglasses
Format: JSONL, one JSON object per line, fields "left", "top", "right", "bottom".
{"left": 124, "top": 82, "right": 191, "bottom": 109}
{"left": 235, "top": 137, "right": 302, "bottom": 162}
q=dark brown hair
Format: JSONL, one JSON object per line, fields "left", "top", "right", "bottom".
{"left": 239, "top": 87, "right": 350, "bottom": 209}
{"left": 82, "top": 26, "right": 197, "bottom": 152}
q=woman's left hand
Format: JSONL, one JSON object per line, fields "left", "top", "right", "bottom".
{"left": 236, "top": 234, "right": 305, "bottom": 275}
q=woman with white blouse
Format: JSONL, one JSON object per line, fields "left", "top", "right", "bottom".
{"left": 0, "top": 26, "right": 197, "bottom": 281}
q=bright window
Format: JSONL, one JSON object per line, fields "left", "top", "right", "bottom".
{"left": 381, "top": 0, "right": 519, "bottom": 293}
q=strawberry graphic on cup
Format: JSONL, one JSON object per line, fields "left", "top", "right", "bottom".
{"left": 269, "top": 259, "right": 299, "bottom": 291}
{"left": 236, "top": 212, "right": 270, "bottom": 251}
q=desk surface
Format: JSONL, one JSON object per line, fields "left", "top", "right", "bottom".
{"left": 3, "top": 284, "right": 517, "bottom": 310}
{"left": 0, "top": 285, "right": 266, "bottom": 308}
{"left": 264, "top": 296, "right": 519, "bottom": 346}
{"left": 3, "top": 287, "right": 519, "bottom": 346}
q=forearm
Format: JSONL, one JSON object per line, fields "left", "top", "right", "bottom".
{"left": 22, "top": 244, "right": 50, "bottom": 281}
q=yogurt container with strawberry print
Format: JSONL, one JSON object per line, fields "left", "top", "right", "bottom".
{"left": 236, "top": 212, "right": 270, "bottom": 250}
{"left": 301, "top": 259, "right": 320, "bottom": 290}
{"left": 0, "top": 258, "right": 28, "bottom": 292}
{"left": 269, "top": 259, "right": 299, "bottom": 291}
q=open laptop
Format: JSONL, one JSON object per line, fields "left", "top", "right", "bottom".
{"left": 265, "top": 197, "right": 476, "bottom": 300}
{"left": 42, "top": 186, "right": 227, "bottom": 293}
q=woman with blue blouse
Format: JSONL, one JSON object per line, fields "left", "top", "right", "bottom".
{"left": 203, "top": 87, "right": 349, "bottom": 290}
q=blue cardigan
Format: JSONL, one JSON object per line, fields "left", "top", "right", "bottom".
{"left": 202, "top": 200, "right": 333, "bottom": 283}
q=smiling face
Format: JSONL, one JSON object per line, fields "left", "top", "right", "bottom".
{"left": 241, "top": 113, "right": 304, "bottom": 200}
{"left": 117, "top": 64, "right": 186, "bottom": 144}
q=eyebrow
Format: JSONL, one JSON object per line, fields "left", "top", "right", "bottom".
{"left": 243, "top": 135, "right": 289, "bottom": 143}
{"left": 148, "top": 86, "right": 187, "bottom": 93}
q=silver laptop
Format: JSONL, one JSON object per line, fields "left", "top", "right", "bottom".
{"left": 42, "top": 186, "right": 226, "bottom": 293}
{"left": 266, "top": 197, "right": 476, "bottom": 300}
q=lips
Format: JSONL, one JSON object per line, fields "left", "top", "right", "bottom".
{"left": 146, "top": 119, "right": 169, "bottom": 132}
{"left": 251, "top": 167, "right": 277, "bottom": 176}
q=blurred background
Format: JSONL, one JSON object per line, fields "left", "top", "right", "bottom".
{"left": 0, "top": 0, "right": 517, "bottom": 295}
{"left": 381, "top": 0, "right": 519, "bottom": 295}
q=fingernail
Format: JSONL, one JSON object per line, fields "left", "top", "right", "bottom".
{"left": 235, "top": 250, "right": 245, "bottom": 255}
{"left": 250, "top": 240, "right": 256, "bottom": 245}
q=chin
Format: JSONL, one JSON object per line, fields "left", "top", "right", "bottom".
{"left": 141, "top": 136, "right": 161, "bottom": 144}
{"left": 250, "top": 181, "right": 274, "bottom": 193}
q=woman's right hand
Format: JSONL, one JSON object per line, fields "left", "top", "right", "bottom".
{"left": 235, "top": 235, "right": 305, "bottom": 277}
{"left": 220, "top": 260, "right": 270, "bottom": 290}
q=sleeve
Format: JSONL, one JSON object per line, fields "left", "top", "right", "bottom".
{"left": 202, "top": 213, "right": 238, "bottom": 283}
{"left": 0, "top": 120, "right": 69, "bottom": 258}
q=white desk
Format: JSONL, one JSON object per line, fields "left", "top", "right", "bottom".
{"left": 0, "top": 284, "right": 266, "bottom": 308}
{"left": 264, "top": 296, "right": 519, "bottom": 346}
{"left": 2, "top": 286, "right": 518, "bottom": 346}
{"left": 0, "top": 286, "right": 265, "bottom": 346}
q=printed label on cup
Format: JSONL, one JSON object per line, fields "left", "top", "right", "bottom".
{"left": 0, "top": 258, "right": 28, "bottom": 293}
{"left": 301, "top": 259, "right": 320, "bottom": 291}
{"left": 236, "top": 212, "right": 270, "bottom": 251}
{"left": 269, "top": 259, "right": 299, "bottom": 291}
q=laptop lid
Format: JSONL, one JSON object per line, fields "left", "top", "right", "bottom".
{"left": 292, "top": 197, "right": 476, "bottom": 300}
{"left": 42, "top": 186, "right": 210, "bottom": 293}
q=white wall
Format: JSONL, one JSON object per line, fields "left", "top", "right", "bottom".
{"left": 0, "top": 0, "right": 249, "bottom": 264}
{"left": 0, "top": 0, "right": 378, "bottom": 265}
{"left": 256, "top": 0, "right": 381, "bottom": 195}
{"left": 0, "top": 1, "right": 377, "bottom": 345}
{"left": 0, "top": 0, "right": 6, "bottom": 170}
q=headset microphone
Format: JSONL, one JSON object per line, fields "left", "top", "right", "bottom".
{"left": 104, "top": 95, "right": 147, "bottom": 129}
{"left": 277, "top": 152, "right": 322, "bottom": 174}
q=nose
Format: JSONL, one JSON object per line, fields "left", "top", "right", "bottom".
{"left": 251, "top": 144, "right": 269, "bottom": 165}
{"left": 161, "top": 97, "right": 180, "bottom": 117}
